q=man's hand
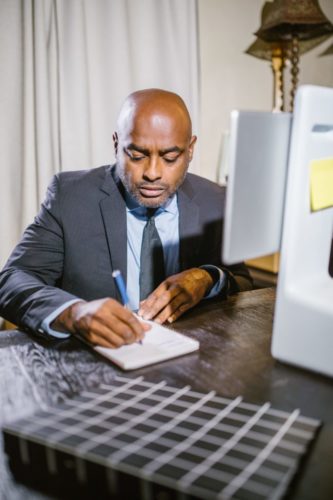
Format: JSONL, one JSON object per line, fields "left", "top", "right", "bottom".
{"left": 138, "top": 268, "right": 214, "bottom": 324}
{"left": 51, "top": 298, "right": 150, "bottom": 348}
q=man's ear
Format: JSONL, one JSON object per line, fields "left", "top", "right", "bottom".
{"left": 188, "top": 135, "right": 197, "bottom": 162}
{"left": 113, "top": 132, "right": 119, "bottom": 155}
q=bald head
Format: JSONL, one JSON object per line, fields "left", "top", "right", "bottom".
{"left": 113, "top": 88, "right": 197, "bottom": 208}
{"left": 116, "top": 88, "right": 193, "bottom": 141}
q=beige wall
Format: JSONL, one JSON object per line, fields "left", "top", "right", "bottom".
{"left": 198, "top": 0, "right": 333, "bottom": 181}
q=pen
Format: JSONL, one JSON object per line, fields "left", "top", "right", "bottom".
{"left": 112, "top": 269, "right": 142, "bottom": 344}
{"left": 112, "top": 269, "right": 129, "bottom": 307}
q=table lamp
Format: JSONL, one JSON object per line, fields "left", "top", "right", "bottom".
{"left": 255, "top": 0, "right": 333, "bottom": 111}
{"left": 246, "top": 32, "right": 330, "bottom": 111}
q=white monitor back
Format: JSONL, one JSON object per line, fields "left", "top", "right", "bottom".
{"left": 223, "top": 111, "right": 291, "bottom": 264}
{"left": 272, "top": 85, "right": 333, "bottom": 377}
{"left": 222, "top": 86, "right": 333, "bottom": 378}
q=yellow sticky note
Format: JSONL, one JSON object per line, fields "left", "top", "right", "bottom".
{"left": 310, "top": 157, "right": 333, "bottom": 212}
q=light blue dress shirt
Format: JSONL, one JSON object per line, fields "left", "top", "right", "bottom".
{"left": 126, "top": 193, "right": 180, "bottom": 310}
{"left": 41, "top": 193, "right": 226, "bottom": 337}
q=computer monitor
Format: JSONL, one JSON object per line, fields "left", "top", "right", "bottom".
{"left": 222, "top": 86, "right": 333, "bottom": 378}
{"left": 222, "top": 110, "right": 291, "bottom": 264}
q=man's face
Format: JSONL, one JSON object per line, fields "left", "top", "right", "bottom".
{"left": 114, "top": 109, "right": 197, "bottom": 208}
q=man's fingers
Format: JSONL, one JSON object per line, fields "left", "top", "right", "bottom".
{"left": 138, "top": 268, "right": 211, "bottom": 324}
{"left": 138, "top": 283, "right": 181, "bottom": 320}
{"left": 138, "top": 285, "right": 167, "bottom": 316}
{"left": 155, "top": 294, "right": 193, "bottom": 324}
{"left": 141, "top": 281, "right": 193, "bottom": 324}
{"left": 107, "top": 307, "right": 149, "bottom": 340}
{"left": 71, "top": 298, "right": 148, "bottom": 346}
{"left": 80, "top": 326, "right": 124, "bottom": 348}
{"left": 76, "top": 315, "right": 136, "bottom": 346}
{"left": 167, "top": 303, "right": 191, "bottom": 323}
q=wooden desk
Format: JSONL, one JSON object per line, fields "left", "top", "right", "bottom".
{"left": 0, "top": 288, "right": 332, "bottom": 499}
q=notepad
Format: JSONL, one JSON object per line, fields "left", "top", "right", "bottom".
{"left": 94, "top": 320, "right": 199, "bottom": 370}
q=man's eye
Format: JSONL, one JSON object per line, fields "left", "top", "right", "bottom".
{"left": 131, "top": 155, "right": 145, "bottom": 161}
{"left": 124, "top": 149, "right": 145, "bottom": 161}
{"left": 126, "top": 152, "right": 145, "bottom": 161}
{"left": 164, "top": 155, "right": 179, "bottom": 163}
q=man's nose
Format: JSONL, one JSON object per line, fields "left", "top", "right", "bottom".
{"left": 143, "top": 156, "right": 162, "bottom": 181}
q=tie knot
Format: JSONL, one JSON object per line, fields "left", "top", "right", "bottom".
{"left": 146, "top": 208, "right": 158, "bottom": 219}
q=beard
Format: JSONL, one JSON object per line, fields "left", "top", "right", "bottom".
{"left": 116, "top": 164, "right": 187, "bottom": 208}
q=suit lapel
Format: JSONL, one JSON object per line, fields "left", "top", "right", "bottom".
{"left": 178, "top": 176, "right": 200, "bottom": 270}
{"left": 99, "top": 167, "right": 127, "bottom": 286}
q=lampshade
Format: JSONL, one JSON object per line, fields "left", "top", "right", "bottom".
{"left": 320, "top": 41, "right": 333, "bottom": 56}
{"left": 255, "top": 0, "right": 333, "bottom": 42}
{"left": 246, "top": 33, "right": 331, "bottom": 61}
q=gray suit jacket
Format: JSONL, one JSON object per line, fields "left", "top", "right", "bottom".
{"left": 0, "top": 165, "right": 251, "bottom": 332}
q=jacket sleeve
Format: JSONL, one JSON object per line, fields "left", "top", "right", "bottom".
{"left": 0, "top": 175, "right": 79, "bottom": 332}
{"left": 221, "top": 262, "right": 253, "bottom": 295}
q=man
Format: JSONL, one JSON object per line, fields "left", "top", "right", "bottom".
{"left": 0, "top": 89, "right": 252, "bottom": 347}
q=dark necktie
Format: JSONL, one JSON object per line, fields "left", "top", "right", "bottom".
{"left": 139, "top": 208, "right": 165, "bottom": 301}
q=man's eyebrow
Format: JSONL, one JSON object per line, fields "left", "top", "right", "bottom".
{"left": 126, "top": 144, "right": 150, "bottom": 155}
{"left": 159, "top": 146, "right": 183, "bottom": 155}
{"left": 125, "top": 144, "right": 184, "bottom": 156}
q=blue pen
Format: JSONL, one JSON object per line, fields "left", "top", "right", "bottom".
{"left": 112, "top": 269, "right": 129, "bottom": 307}
{"left": 112, "top": 270, "right": 142, "bottom": 344}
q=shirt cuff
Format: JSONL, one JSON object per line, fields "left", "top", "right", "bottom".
{"left": 200, "top": 265, "right": 227, "bottom": 299}
{"left": 39, "top": 299, "right": 81, "bottom": 339}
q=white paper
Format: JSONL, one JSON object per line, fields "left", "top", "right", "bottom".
{"left": 94, "top": 320, "right": 199, "bottom": 370}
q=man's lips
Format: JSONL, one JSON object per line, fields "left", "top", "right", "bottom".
{"left": 139, "top": 186, "right": 165, "bottom": 197}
